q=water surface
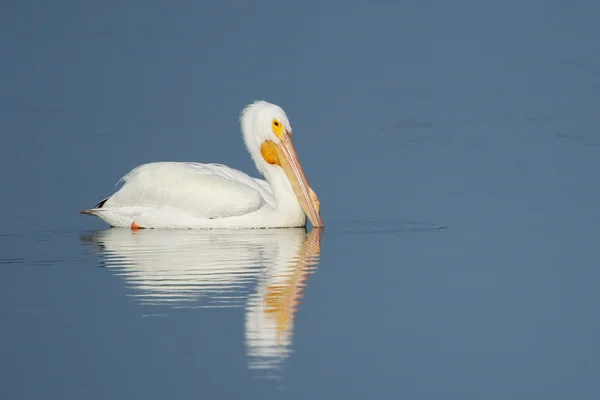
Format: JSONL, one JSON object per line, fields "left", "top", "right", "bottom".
{"left": 2, "top": 0, "right": 600, "bottom": 399}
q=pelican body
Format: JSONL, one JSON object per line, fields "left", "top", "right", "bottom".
{"left": 81, "top": 101, "right": 323, "bottom": 229}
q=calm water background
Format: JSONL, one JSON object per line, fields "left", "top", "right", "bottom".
{"left": 1, "top": 0, "right": 599, "bottom": 398}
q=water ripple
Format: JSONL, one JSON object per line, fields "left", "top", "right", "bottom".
{"left": 328, "top": 218, "right": 449, "bottom": 235}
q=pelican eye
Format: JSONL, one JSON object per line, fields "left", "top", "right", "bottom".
{"left": 271, "top": 118, "right": 284, "bottom": 139}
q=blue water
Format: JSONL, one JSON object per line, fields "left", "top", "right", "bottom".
{"left": 2, "top": 1, "right": 599, "bottom": 399}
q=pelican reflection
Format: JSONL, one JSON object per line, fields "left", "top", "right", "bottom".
{"left": 82, "top": 228, "right": 322, "bottom": 375}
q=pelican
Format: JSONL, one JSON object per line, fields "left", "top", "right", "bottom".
{"left": 81, "top": 101, "right": 323, "bottom": 229}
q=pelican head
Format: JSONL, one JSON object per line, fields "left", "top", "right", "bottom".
{"left": 240, "top": 101, "right": 323, "bottom": 228}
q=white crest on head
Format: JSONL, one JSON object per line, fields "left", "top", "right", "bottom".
{"left": 240, "top": 100, "right": 292, "bottom": 175}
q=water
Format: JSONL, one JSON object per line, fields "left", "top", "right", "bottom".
{"left": 2, "top": 0, "right": 600, "bottom": 399}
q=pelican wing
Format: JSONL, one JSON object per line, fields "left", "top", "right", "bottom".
{"left": 104, "top": 162, "right": 273, "bottom": 218}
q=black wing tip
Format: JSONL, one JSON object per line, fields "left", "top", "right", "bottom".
{"left": 95, "top": 197, "right": 109, "bottom": 208}
{"left": 79, "top": 197, "right": 109, "bottom": 215}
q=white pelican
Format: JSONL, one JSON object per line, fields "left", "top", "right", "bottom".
{"left": 81, "top": 101, "right": 323, "bottom": 229}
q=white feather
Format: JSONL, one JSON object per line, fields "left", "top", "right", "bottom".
{"left": 107, "top": 162, "right": 273, "bottom": 218}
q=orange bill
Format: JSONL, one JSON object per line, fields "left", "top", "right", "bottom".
{"left": 275, "top": 131, "right": 323, "bottom": 228}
